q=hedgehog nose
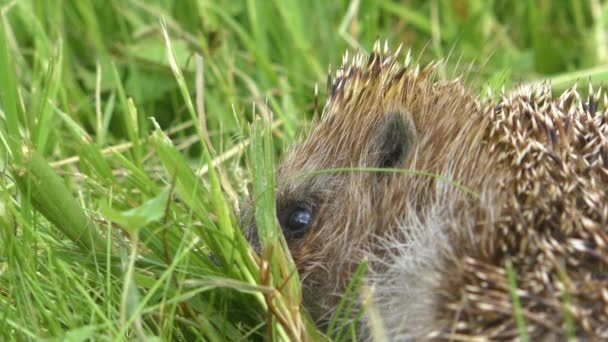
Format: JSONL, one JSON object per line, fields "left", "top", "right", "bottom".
{"left": 245, "top": 225, "right": 262, "bottom": 255}
{"left": 207, "top": 252, "right": 221, "bottom": 267}
{"left": 207, "top": 232, "right": 261, "bottom": 266}
{"left": 240, "top": 208, "right": 262, "bottom": 254}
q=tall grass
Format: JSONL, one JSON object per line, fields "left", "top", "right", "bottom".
{"left": 1, "top": 0, "right": 607, "bottom": 340}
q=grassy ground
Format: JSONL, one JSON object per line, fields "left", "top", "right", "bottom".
{"left": 1, "top": 0, "right": 607, "bottom": 340}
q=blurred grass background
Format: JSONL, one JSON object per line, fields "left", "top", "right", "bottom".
{"left": 1, "top": 0, "right": 607, "bottom": 340}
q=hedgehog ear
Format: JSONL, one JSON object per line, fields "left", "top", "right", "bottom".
{"left": 374, "top": 112, "right": 412, "bottom": 168}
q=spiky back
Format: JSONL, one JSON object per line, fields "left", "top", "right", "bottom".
{"left": 434, "top": 83, "right": 608, "bottom": 339}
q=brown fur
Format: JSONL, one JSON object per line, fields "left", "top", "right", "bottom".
{"left": 244, "top": 40, "right": 608, "bottom": 340}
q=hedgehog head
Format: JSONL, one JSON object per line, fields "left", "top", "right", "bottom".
{"left": 244, "top": 40, "right": 484, "bottom": 327}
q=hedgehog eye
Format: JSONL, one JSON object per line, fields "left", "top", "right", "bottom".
{"left": 281, "top": 207, "right": 313, "bottom": 238}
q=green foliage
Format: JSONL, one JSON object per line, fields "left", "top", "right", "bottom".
{"left": 506, "top": 260, "right": 529, "bottom": 342}
{"left": 1, "top": 0, "right": 607, "bottom": 340}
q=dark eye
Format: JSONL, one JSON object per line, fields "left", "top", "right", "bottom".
{"left": 288, "top": 208, "right": 312, "bottom": 230}
{"left": 281, "top": 207, "right": 313, "bottom": 238}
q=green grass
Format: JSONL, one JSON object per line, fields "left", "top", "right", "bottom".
{"left": 1, "top": 0, "right": 607, "bottom": 340}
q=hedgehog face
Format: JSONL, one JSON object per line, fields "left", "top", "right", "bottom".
{"left": 243, "top": 44, "right": 482, "bottom": 328}
{"left": 273, "top": 112, "right": 412, "bottom": 241}
{"left": 263, "top": 108, "right": 415, "bottom": 323}
{"left": 241, "top": 108, "right": 415, "bottom": 324}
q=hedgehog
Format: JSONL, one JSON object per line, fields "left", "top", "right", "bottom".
{"left": 243, "top": 40, "right": 608, "bottom": 340}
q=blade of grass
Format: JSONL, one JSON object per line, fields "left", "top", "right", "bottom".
{"left": 506, "top": 259, "right": 529, "bottom": 342}
{"left": 0, "top": 1, "right": 22, "bottom": 161}
{"left": 14, "top": 148, "right": 107, "bottom": 253}
{"left": 556, "top": 260, "right": 576, "bottom": 340}
{"left": 328, "top": 259, "right": 368, "bottom": 340}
